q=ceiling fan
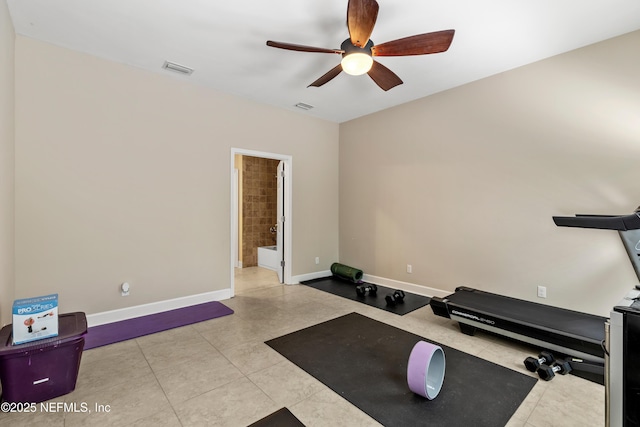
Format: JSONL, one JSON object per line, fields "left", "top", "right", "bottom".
{"left": 266, "top": 0, "right": 455, "bottom": 91}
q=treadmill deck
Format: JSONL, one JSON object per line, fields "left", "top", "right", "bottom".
{"left": 431, "top": 287, "right": 607, "bottom": 362}
{"left": 446, "top": 287, "right": 606, "bottom": 342}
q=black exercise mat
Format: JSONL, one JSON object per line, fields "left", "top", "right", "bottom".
{"left": 266, "top": 313, "right": 537, "bottom": 427}
{"left": 248, "top": 408, "right": 305, "bottom": 427}
{"left": 302, "top": 276, "right": 430, "bottom": 315}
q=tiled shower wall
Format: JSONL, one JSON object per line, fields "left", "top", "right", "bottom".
{"left": 242, "top": 156, "right": 279, "bottom": 267}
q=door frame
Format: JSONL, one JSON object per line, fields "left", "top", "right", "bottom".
{"left": 276, "top": 160, "right": 285, "bottom": 284}
{"left": 230, "top": 148, "right": 293, "bottom": 296}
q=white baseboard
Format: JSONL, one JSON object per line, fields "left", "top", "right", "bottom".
{"left": 86, "top": 288, "right": 232, "bottom": 327}
{"left": 362, "top": 274, "right": 450, "bottom": 299}
{"left": 291, "top": 270, "right": 332, "bottom": 284}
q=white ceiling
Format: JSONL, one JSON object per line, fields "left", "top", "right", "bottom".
{"left": 6, "top": 0, "right": 640, "bottom": 123}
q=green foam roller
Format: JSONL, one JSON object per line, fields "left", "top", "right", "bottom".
{"left": 330, "top": 263, "right": 364, "bottom": 283}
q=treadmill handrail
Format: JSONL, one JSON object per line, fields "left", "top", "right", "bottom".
{"left": 553, "top": 212, "right": 640, "bottom": 231}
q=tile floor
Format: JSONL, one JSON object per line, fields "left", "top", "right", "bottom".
{"left": 0, "top": 267, "right": 605, "bottom": 426}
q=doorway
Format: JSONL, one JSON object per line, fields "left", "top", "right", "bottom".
{"left": 230, "top": 149, "right": 292, "bottom": 296}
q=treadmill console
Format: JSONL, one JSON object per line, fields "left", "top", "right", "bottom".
{"left": 614, "top": 289, "right": 640, "bottom": 314}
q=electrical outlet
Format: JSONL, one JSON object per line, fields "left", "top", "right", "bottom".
{"left": 407, "top": 264, "right": 412, "bottom": 274}
{"left": 315, "top": 257, "right": 320, "bottom": 265}
{"left": 121, "top": 282, "right": 130, "bottom": 297}
{"left": 537, "top": 285, "right": 547, "bottom": 298}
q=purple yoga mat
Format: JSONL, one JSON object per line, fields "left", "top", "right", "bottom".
{"left": 84, "top": 301, "right": 234, "bottom": 349}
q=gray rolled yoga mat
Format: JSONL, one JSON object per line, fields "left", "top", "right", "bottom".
{"left": 330, "top": 262, "right": 363, "bottom": 282}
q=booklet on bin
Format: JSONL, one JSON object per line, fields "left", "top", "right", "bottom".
{"left": 12, "top": 294, "right": 59, "bottom": 345}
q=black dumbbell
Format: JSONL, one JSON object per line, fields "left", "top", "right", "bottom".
{"left": 385, "top": 290, "right": 405, "bottom": 306}
{"left": 537, "top": 359, "right": 572, "bottom": 381}
{"left": 356, "top": 284, "right": 377, "bottom": 297}
{"left": 523, "top": 351, "right": 554, "bottom": 372}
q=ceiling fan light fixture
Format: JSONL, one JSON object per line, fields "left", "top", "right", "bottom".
{"left": 341, "top": 53, "right": 373, "bottom": 76}
{"left": 265, "top": 2, "right": 455, "bottom": 91}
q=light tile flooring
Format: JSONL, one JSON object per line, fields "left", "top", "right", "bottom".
{"left": 1, "top": 267, "right": 604, "bottom": 427}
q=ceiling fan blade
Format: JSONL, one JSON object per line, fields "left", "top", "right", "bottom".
{"left": 266, "top": 41, "right": 343, "bottom": 54}
{"left": 308, "top": 64, "right": 343, "bottom": 88}
{"left": 347, "top": 0, "right": 379, "bottom": 48}
{"left": 371, "top": 30, "right": 455, "bottom": 56}
{"left": 367, "top": 60, "right": 403, "bottom": 91}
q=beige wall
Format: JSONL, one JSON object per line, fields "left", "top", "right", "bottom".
{"left": 339, "top": 30, "right": 640, "bottom": 317}
{"left": 14, "top": 36, "right": 339, "bottom": 315}
{"left": 0, "top": 1, "right": 15, "bottom": 326}
{"left": 11, "top": 26, "right": 639, "bottom": 319}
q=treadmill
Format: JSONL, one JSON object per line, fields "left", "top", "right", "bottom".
{"left": 430, "top": 286, "right": 607, "bottom": 366}
{"left": 430, "top": 212, "right": 640, "bottom": 376}
{"left": 554, "top": 210, "right": 640, "bottom": 427}
{"left": 431, "top": 209, "right": 640, "bottom": 425}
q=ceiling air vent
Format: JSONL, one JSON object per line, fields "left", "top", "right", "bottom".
{"left": 162, "top": 61, "right": 194, "bottom": 75}
{"left": 294, "top": 102, "right": 314, "bottom": 111}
